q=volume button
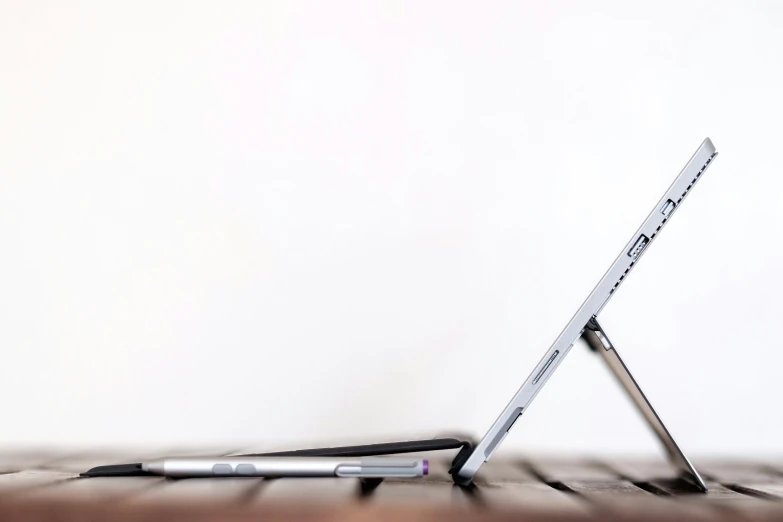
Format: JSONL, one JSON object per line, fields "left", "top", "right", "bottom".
{"left": 533, "top": 350, "right": 560, "bottom": 384}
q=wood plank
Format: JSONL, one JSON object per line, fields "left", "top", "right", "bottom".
{"left": 13, "top": 476, "right": 164, "bottom": 502}
{"left": 519, "top": 459, "right": 724, "bottom": 521}
{"left": 563, "top": 480, "right": 724, "bottom": 522}
{"left": 34, "top": 447, "right": 238, "bottom": 474}
{"left": 598, "top": 455, "right": 771, "bottom": 519}
{"left": 590, "top": 495, "right": 720, "bottom": 522}
{"left": 600, "top": 458, "right": 681, "bottom": 482}
{"left": 598, "top": 456, "right": 781, "bottom": 520}
{"left": 254, "top": 478, "right": 360, "bottom": 506}
{"left": 562, "top": 480, "right": 649, "bottom": 497}
{"left": 36, "top": 450, "right": 150, "bottom": 473}
{"left": 476, "top": 482, "right": 591, "bottom": 517}
{"left": 366, "top": 481, "right": 476, "bottom": 508}
{"left": 525, "top": 458, "right": 621, "bottom": 482}
{"left": 0, "top": 470, "right": 76, "bottom": 496}
{"left": 131, "top": 477, "right": 263, "bottom": 506}
{"left": 536, "top": 460, "right": 733, "bottom": 522}
{"left": 642, "top": 478, "right": 783, "bottom": 522}
{"left": 646, "top": 478, "right": 750, "bottom": 498}
{"left": 4, "top": 451, "right": 783, "bottom": 522}
{"left": 0, "top": 449, "right": 71, "bottom": 473}
{"left": 765, "top": 461, "right": 783, "bottom": 476}
{"left": 695, "top": 460, "right": 783, "bottom": 483}
{"left": 733, "top": 483, "right": 783, "bottom": 499}
{"left": 472, "top": 458, "right": 591, "bottom": 516}
{"left": 0, "top": 498, "right": 403, "bottom": 522}
{"left": 473, "top": 460, "right": 539, "bottom": 486}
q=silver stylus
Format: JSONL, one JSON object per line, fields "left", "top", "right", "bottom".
{"left": 142, "top": 456, "right": 429, "bottom": 478}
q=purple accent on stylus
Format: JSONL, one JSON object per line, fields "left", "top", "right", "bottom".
{"left": 423, "top": 460, "right": 429, "bottom": 475}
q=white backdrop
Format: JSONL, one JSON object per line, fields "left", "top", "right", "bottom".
{"left": 1, "top": 1, "right": 781, "bottom": 458}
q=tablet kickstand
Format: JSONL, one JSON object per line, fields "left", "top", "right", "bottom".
{"left": 582, "top": 316, "right": 707, "bottom": 492}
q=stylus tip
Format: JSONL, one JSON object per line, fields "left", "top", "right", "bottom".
{"left": 423, "top": 460, "right": 428, "bottom": 475}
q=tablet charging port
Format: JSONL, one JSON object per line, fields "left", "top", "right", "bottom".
{"left": 627, "top": 234, "right": 649, "bottom": 261}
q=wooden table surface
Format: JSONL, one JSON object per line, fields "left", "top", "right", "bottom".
{"left": 1, "top": 448, "right": 782, "bottom": 521}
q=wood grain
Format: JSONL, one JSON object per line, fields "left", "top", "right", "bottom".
{"left": 255, "top": 477, "right": 360, "bottom": 506}
{"left": 0, "top": 450, "right": 782, "bottom": 521}
{"left": 525, "top": 458, "right": 622, "bottom": 482}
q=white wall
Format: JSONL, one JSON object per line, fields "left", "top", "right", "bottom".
{"left": 1, "top": 1, "right": 781, "bottom": 458}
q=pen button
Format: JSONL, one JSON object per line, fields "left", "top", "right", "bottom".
{"left": 212, "top": 464, "right": 233, "bottom": 475}
{"left": 236, "top": 464, "right": 256, "bottom": 475}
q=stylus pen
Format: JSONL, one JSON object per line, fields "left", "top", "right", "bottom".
{"left": 142, "top": 456, "right": 429, "bottom": 478}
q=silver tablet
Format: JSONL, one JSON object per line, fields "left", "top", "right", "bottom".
{"left": 453, "top": 138, "right": 718, "bottom": 488}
